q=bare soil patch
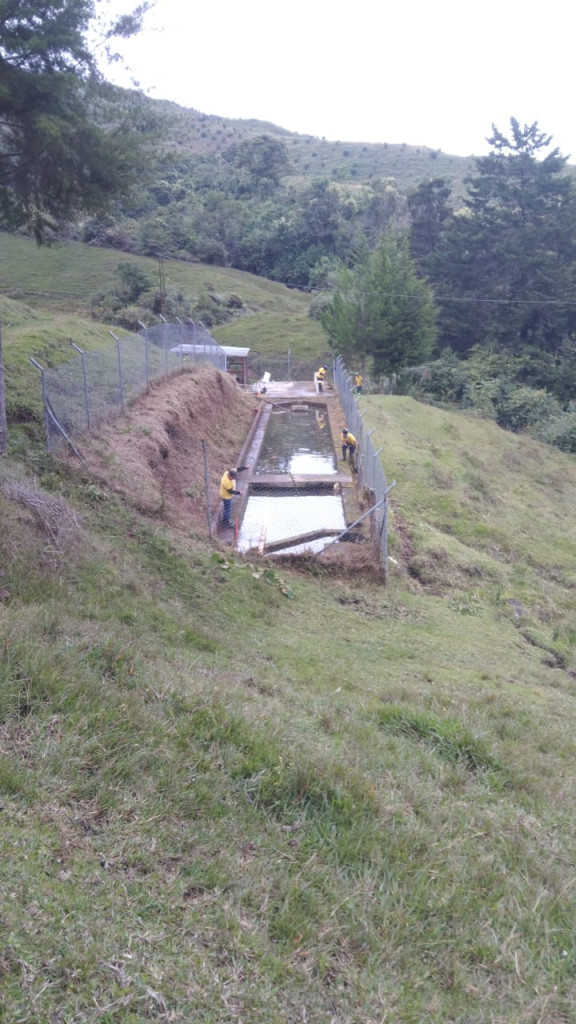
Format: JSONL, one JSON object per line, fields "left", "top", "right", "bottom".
{"left": 77, "top": 366, "right": 259, "bottom": 535}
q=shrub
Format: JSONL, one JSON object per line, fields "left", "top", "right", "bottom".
{"left": 399, "top": 350, "right": 468, "bottom": 405}
{"left": 492, "top": 385, "right": 562, "bottom": 432}
{"left": 308, "top": 292, "right": 333, "bottom": 321}
{"left": 113, "top": 305, "right": 154, "bottom": 330}
{"left": 533, "top": 410, "right": 576, "bottom": 452}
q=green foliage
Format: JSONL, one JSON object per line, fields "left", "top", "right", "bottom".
{"left": 307, "top": 290, "right": 334, "bottom": 321}
{"left": 428, "top": 119, "right": 576, "bottom": 356}
{"left": 399, "top": 344, "right": 575, "bottom": 447}
{"left": 476, "top": 382, "right": 562, "bottom": 432}
{"left": 322, "top": 235, "right": 437, "bottom": 377}
{"left": 223, "top": 134, "right": 291, "bottom": 196}
{"left": 189, "top": 286, "right": 233, "bottom": 327}
{"left": 398, "top": 347, "right": 468, "bottom": 404}
{"left": 0, "top": 2, "right": 153, "bottom": 240}
{"left": 407, "top": 176, "right": 452, "bottom": 270}
{"left": 113, "top": 261, "right": 153, "bottom": 304}
{"left": 532, "top": 408, "right": 576, "bottom": 452}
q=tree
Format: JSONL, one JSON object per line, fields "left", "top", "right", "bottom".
{"left": 223, "top": 135, "right": 290, "bottom": 197}
{"left": 321, "top": 235, "right": 437, "bottom": 379}
{"left": 429, "top": 119, "right": 576, "bottom": 355}
{"left": 0, "top": 0, "right": 151, "bottom": 241}
{"left": 407, "top": 177, "right": 452, "bottom": 271}
{"left": 319, "top": 265, "right": 366, "bottom": 365}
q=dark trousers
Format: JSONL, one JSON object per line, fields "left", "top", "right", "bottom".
{"left": 222, "top": 498, "right": 232, "bottom": 527}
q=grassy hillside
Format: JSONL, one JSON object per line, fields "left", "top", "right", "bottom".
{"left": 145, "top": 95, "right": 477, "bottom": 195}
{"left": 0, "top": 232, "right": 327, "bottom": 445}
{"left": 0, "top": 232, "right": 315, "bottom": 317}
{"left": 2, "top": 239, "right": 576, "bottom": 1021}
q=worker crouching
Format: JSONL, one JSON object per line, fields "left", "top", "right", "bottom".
{"left": 340, "top": 429, "right": 357, "bottom": 465}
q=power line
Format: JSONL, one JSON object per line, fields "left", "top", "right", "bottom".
{"left": 381, "top": 291, "right": 576, "bottom": 307}
{"left": 435, "top": 295, "right": 576, "bottom": 306}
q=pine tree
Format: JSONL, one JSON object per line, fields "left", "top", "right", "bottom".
{"left": 321, "top": 236, "right": 437, "bottom": 379}
{"left": 0, "top": 0, "right": 151, "bottom": 240}
{"left": 430, "top": 119, "right": 576, "bottom": 355}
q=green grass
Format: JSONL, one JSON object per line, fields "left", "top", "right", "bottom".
{"left": 0, "top": 231, "right": 328, "bottom": 438}
{"left": 0, "top": 231, "right": 315, "bottom": 317}
{"left": 2, "top": 241, "right": 576, "bottom": 1021}
{"left": 213, "top": 310, "right": 326, "bottom": 356}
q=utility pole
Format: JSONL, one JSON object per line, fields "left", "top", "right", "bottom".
{"left": 0, "top": 323, "right": 7, "bottom": 455}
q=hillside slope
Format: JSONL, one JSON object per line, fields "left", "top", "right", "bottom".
{"left": 143, "top": 94, "right": 478, "bottom": 192}
{"left": 1, "top": 372, "right": 576, "bottom": 1022}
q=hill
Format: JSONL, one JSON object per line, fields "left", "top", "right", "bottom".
{"left": 0, "top": 231, "right": 329, "bottom": 443}
{"left": 45, "top": 87, "right": 482, "bottom": 291}
{"left": 2, "top": 256, "right": 576, "bottom": 1024}
{"left": 144, "top": 95, "right": 477, "bottom": 194}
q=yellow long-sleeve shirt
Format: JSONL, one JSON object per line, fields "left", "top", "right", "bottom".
{"left": 220, "top": 471, "right": 238, "bottom": 500}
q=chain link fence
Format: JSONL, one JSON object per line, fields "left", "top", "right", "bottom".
{"left": 31, "top": 322, "right": 391, "bottom": 573}
{"left": 333, "top": 356, "right": 392, "bottom": 569}
{"left": 32, "top": 321, "right": 226, "bottom": 452}
{"left": 247, "top": 351, "right": 333, "bottom": 385}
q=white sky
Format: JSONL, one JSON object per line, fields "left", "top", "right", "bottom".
{"left": 101, "top": 0, "right": 575, "bottom": 160}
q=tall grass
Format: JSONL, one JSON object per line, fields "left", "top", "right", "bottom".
{"left": 2, "top": 248, "right": 576, "bottom": 1019}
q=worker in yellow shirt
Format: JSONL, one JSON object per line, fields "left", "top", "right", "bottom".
{"left": 314, "top": 365, "right": 327, "bottom": 393}
{"left": 219, "top": 465, "right": 248, "bottom": 528}
{"left": 353, "top": 371, "right": 363, "bottom": 394}
{"left": 340, "top": 428, "right": 357, "bottom": 464}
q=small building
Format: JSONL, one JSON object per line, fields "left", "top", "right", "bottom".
{"left": 168, "top": 342, "right": 250, "bottom": 385}
{"left": 222, "top": 346, "right": 250, "bottom": 386}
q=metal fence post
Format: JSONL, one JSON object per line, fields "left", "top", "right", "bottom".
{"left": 110, "top": 332, "right": 125, "bottom": 413}
{"left": 187, "top": 319, "right": 196, "bottom": 364}
{"left": 176, "top": 317, "right": 184, "bottom": 369}
{"left": 138, "top": 321, "right": 150, "bottom": 386}
{"left": 30, "top": 358, "right": 50, "bottom": 450}
{"left": 159, "top": 314, "right": 168, "bottom": 374}
{"left": 71, "top": 342, "right": 91, "bottom": 430}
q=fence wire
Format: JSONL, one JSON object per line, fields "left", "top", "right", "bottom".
{"left": 32, "top": 323, "right": 390, "bottom": 573}
{"left": 248, "top": 352, "right": 332, "bottom": 384}
{"left": 35, "top": 321, "right": 226, "bottom": 451}
{"left": 333, "top": 356, "right": 390, "bottom": 569}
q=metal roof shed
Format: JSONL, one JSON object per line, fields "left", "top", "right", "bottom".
{"left": 222, "top": 346, "right": 250, "bottom": 386}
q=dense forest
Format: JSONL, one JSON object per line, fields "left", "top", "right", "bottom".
{"left": 3, "top": 1, "right": 576, "bottom": 451}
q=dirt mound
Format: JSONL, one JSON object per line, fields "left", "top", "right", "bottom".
{"left": 78, "top": 366, "right": 259, "bottom": 535}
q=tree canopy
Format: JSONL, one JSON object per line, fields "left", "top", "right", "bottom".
{"left": 0, "top": 0, "right": 151, "bottom": 240}
{"left": 321, "top": 235, "right": 437, "bottom": 379}
{"left": 427, "top": 119, "right": 576, "bottom": 355}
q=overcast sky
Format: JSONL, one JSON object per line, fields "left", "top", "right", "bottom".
{"left": 102, "top": 0, "right": 574, "bottom": 161}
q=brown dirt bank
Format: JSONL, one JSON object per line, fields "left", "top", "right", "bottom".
{"left": 73, "top": 365, "right": 383, "bottom": 578}
{"left": 77, "top": 366, "right": 259, "bottom": 535}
